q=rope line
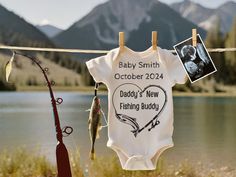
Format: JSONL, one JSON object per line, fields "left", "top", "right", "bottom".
{"left": 0, "top": 45, "right": 236, "bottom": 54}
{"left": 0, "top": 45, "right": 109, "bottom": 54}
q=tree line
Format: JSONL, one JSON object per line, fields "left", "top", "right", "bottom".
{"left": 205, "top": 17, "right": 236, "bottom": 85}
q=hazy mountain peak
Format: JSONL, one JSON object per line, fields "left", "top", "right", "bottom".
{"left": 171, "top": 0, "right": 236, "bottom": 33}
{"left": 77, "top": 0, "right": 157, "bottom": 28}
{"left": 220, "top": 0, "right": 236, "bottom": 7}
{"left": 36, "top": 24, "right": 63, "bottom": 38}
{"left": 217, "top": 0, "right": 236, "bottom": 12}
{"left": 54, "top": 0, "right": 205, "bottom": 51}
{"left": 107, "top": 0, "right": 156, "bottom": 30}
{"left": 109, "top": 0, "right": 156, "bottom": 8}
{"left": 182, "top": 0, "right": 194, "bottom": 4}
{"left": 171, "top": 0, "right": 211, "bottom": 16}
{"left": 74, "top": 0, "right": 157, "bottom": 45}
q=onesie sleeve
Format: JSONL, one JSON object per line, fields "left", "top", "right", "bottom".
{"left": 86, "top": 49, "right": 117, "bottom": 85}
{"left": 163, "top": 49, "right": 187, "bottom": 86}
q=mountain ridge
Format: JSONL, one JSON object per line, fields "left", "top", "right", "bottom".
{"left": 0, "top": 4, "right": 54, "bottom": 47}
{"left": 170, "top": 0, "right": 236, "bottom": 33}
{"left": 53, "top": 0, "right": 206, "bottom": 54}
{"left": 0, "top": 3, "right": 84, "bottom": 87}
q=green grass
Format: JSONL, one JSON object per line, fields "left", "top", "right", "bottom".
{"left": 0, "top": 148, "right": 230, "bottom": 177}
{"left": 87, "top": 157, "right": 200, "bottom": 177}
{"left": 0, "top": 148, "right": 56, "bottom": 177}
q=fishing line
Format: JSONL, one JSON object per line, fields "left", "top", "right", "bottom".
{"left": 85, "top": 82, "right": 108, "bottom": 128}
{"left": 100, "top": 108, "right": 108, "bottom": 128}
{"left": 95, "top": 82, "right": 108, "bottom": 128}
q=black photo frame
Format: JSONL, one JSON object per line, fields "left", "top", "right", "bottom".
{"left": 174, "top": 34, "right": 217, "bottom": 83}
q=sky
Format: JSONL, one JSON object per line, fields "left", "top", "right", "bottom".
{"left": 0, "top": 0, "right": 235, "bottom": 30}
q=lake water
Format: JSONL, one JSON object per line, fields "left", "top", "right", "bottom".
{"left": 0, "top": 92, "right": 236, "bottom": 170}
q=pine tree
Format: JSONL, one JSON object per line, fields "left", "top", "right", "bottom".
{"left": 205, "top": 18, "right": 225, "bottom": 82}
{"left": 224, "top": 17, "right": 236, "bottom": 84}
{"left": 81, "top": 63, "right": 94, "bottom": 86}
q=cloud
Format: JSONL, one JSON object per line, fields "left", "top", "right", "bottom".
{"left": 39, "top": 19, "right": 50, "bottom": 25}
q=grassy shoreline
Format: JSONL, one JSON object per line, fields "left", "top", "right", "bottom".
{"left": 0, "top": 148, "right": 234, "bottom": 177}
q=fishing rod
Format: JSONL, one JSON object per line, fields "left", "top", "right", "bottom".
{"left": 8, "top": 51, "right": 73, "bottom": 177}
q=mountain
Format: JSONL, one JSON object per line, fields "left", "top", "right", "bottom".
{"left": 53, "top": 0, "right": 205, "bottom": 53}
{"left": 0, "top": 4, "right": 85, "bottom": 87}
{"left": 36, "top": 24, "right": 63, "bottom": 38}
{"left": 0, "top": 5, "right": 53, "bottom": 46}
{"left": 171, "top": 0, "right": 236, "bottom": 33}
{"left": 0, "top": 4, "right": 54, "bottom": 47}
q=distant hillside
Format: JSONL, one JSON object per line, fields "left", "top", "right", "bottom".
{"left": 0, "top": 52, "right": 81, "bottom": 88}
{"left": 53, "top": 0, "right": 206, "bottom": 54}
{"left": 36, "top": 24, "right": 63, "bottom": 38}
{"left": 171, "top": 0, "right": 236, "bottom": 33}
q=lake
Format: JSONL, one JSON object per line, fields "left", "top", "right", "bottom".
{"left": 0, "top": 92, "right": 236, "bottom": 170}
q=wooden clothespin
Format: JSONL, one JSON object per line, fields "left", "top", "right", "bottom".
{"left": 152, "top": 31, "right": 157, "bottom": 50}
{"left": 192, "top": 28, "right": 197, "bottom": 47}
{"left": 119, "top": 32, "right": 125, "bottom": 52}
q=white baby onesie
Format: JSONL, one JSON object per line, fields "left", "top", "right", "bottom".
{"left": 86, "top": 46, "right": 187, "bottom": 170}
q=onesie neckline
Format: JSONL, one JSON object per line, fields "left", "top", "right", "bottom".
{"left": 123, "top": 46, "right": 158, "bottom": 59}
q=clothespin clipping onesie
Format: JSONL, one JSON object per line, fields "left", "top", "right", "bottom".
{"left": 119, "top": 32, "right": 125, "bottom": 52}
{"left": 152, "top": 31, "right": 158, "bottom": 50}
{"left": 192, "top": 28, "right": 197, "bottom": 47}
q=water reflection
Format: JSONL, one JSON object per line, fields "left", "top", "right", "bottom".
{"left": 171, "top": 97, "right": 236, "bottom": 167}
{"left": 0, "top": 92, "right": 235, "bottom": 168}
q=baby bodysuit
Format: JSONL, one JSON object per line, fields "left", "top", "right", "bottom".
{"left": 86, "top": 46, "right": 187, "bottom": 170}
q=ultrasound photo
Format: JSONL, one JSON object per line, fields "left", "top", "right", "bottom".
{"left": 174, "top": 34, "right": 217, "bottom": 83}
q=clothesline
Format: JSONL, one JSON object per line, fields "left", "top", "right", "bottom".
{"left": 0, "top": 45, "right": 236, "bottom": 54}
